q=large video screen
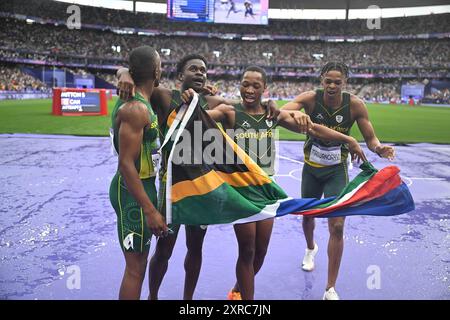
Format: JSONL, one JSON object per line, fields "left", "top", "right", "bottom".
{"left": 167, "top": 0, "right": 214, "bottom": 23}
{"left": 167, "top": 0, "right": 269, "bottom": 25}
{"left": 214, "top": 0, "right": 268, "bottom": 25}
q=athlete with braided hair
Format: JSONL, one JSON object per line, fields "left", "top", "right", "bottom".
{"left": 282, "top": 62, "right": 395, "bottom": 300}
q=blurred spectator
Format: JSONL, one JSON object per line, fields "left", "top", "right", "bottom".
{"left": 0, "top": 65, "right": 48, "bottom": 91}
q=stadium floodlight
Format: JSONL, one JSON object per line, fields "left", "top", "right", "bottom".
{"left": 161, "top": 48, "right": 171, "bottom": 56}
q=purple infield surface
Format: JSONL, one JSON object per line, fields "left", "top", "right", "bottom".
{"left": 0, "top": 134, "right": 448, "bottom": 300}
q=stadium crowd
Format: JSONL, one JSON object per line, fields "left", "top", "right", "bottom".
{"left": 1, "top": 18, "right": 448, "bottom": 69}
{"left": 7, "top": 64, "right": 450, "bottom": 105}
{"left": 0, "top": 66, "right": 47, "bottom": 91}
{"left": 1, "top": 0, "right": 449, "bottom": 37}
{"left": 0, "top": 0, "right": 448, "bottom": 103}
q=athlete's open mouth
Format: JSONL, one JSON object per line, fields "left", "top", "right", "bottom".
{"left": 244, "top": 95, "right": 256, "bottom": 102}
{"left": 193, "top": 78, "right": 205, "bottom": 86}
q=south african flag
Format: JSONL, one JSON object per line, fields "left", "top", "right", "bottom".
{"left": 159, "top": 93, "right": 414, "bottom": 225}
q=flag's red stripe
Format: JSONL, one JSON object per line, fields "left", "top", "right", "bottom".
{"left": 294, "top": 166, "right": 401, "bottom": 216}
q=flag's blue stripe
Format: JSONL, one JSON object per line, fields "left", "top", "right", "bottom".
{"left": 274, "top": 183, "right": 414, "bottom": 218}
{"left": 316, "top": 183, "right": 414, "bottom": 218}
{"left": 275, "top": 197, "right": 335, "bottom": 217}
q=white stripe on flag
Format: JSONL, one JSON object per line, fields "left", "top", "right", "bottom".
{"left": 298, "top": 178, "right": 370, "bottom": 213}
{"left": 165, "top": 93, "right": 199, "bottom": 224}
{"left": 232, "top": 198, "right": 292, "bottom": 224}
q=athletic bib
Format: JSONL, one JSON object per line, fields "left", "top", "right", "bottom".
{"left": 310, "top": 144, "right": 341, "bottom": 166}
{"left": 150, "top": 152, "right": 160, "bottom": 177}
{"left": 109, "top": 127, "right": 118, "bottom": 156}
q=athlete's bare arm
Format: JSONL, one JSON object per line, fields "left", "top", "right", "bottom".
{"left": 181, "top": 89, "right": 236, "bottom": 128}
{"left": 277, "top": 110, "right": 312, "bottom": 133}
{"left": 277, "top": 110, "right": 366, "bottom": 162}
{"left": 205, "top": 95, "right": 279, "bottom": 119}
{"left": 116, "top": 102, "right": 168, "bottom": 236}
{"left": 205, "top": 103, "right": 236, "bottom": 130}
{"left": 350, "top": 95, "right": 395, "bottom": 160}
{"left": 280, "top": 90, "right": 316, "bottom": 113}
{"left": 117, "top": 67, "right": 174, "bottom": 124}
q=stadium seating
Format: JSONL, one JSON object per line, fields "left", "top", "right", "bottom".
{"left": 0, "top": 0, "right": 448, "bottom": 103}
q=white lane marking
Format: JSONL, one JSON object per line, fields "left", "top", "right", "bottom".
{"left": 408, "top": 177, "right": 446, "bottom": 180}
{"left": 401, "top": 176, "right": 413, "bottom": 187}
{"left": 422, "top": 147, "right": 450, "bottom": 151}
{"left": 401, "top": 176, "right": 446, "bottom": 187}
{"left": 288, "top": 169, "right": 302, "bottom": 181}
{"left": 277, "top": 155, "right": 304, "bottom": 165}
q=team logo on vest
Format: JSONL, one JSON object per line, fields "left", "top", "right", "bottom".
{"left": 241, "top": 120, "right": 251, "bottom": 129}
{"left": 265, "top": 119, "right": 273, "bottom": 127}
{"left": 336, "top": 115, "right": 343, "bottom": 123}
{"left": 316, "top": 113, "right": 324, "bottom": 120}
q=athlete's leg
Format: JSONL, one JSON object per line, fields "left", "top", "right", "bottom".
{"left": 183, "top": 225, "right": 207, "bottom": 300}
{"left": 148, "top": 226, "right": 180, "bottom": 300}
{"left": 301, "top": 164, "right": 324, "bottom": 250}
{"left": 120, "top": 250, "right": 149, "bottom": 300}
{"left": 110, "top": 174, "right": 155, "bottom": 300}
{"left": 323, "top": 162, "right": 348, "bottom": 291}
{"left": 253, "top": 218, "right": 274, "bottom": 276}
{"left": 326, "top": 216, "right": 345, "bottom": 290}
{"left": 234, "top": 222, "right": 257, "bottom": 300}
{"left": 232, "top": 218, "right": 274, "bottom": 294}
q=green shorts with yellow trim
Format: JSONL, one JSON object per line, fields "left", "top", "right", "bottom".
{"left": 301, "top": 162, "right": 349, "bottom": 198}
{"left": 109, "top": 172, "right": 157, "bottom": 253}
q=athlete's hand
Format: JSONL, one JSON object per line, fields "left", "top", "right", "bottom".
{"left": 375, "top": 145, "right": 395, "bottom": 160}
{"left": 181, "top": 88, "right": 196, "bottom": 104}
{"left": 200, "top": 84, "right": 218, "bottom": 96}
{"left": 290, "top": 112, "right": 313, "bottom": 134}
{"left": 349, "top": 138, "right": 367, "bottom": 163}
{"left": 117, "top": 70, "right": 135, "bottom": 101}
{"left": 263, "top": 100, "right": 280, "bottom": 120}
{"left": 145, "top": 209, "right": 169, "bottom": 238}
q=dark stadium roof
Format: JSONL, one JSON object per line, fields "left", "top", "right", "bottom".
{"left": 133, "top": 0, "right": 449, "bottom": 10}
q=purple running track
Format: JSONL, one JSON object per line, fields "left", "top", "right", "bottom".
{"left": 0, "top": 134, "right": 448, "bottom": 300}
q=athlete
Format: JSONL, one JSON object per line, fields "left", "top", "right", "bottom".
{"left": 227, "top": 0, "right": 241, "bottom": 18}
{"left": 109, "top": 45, "right": 168, "bottom": 300}
{"left": 244, "top": 1, "right": 256, "bottom": 19}
{"left": 116, "top": 54, "right": 279, "bottom": 300}
{"left": 281, "top": 62, "right": 395, "bottom": 300}
{"left": 188, "top": 65, "right": 366, "bottom": 300}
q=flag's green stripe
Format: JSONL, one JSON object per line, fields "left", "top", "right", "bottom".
{"left": 172, "top": 182, "right": 287, "bottom": 225}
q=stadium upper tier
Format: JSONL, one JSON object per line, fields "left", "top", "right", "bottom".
{"left": 0, "top": 17, "right": 448, "bottom": 75}
{"left": 0, "top": 0, "right": 449, "bottom": 38}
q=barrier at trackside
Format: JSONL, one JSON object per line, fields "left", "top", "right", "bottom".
{"left": 52, "top": 88, "right": 107, "bottom": 116}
